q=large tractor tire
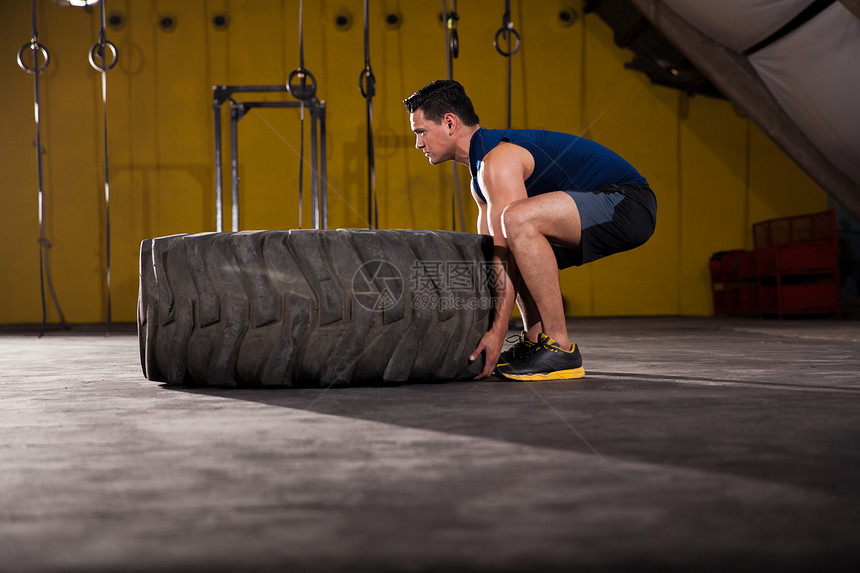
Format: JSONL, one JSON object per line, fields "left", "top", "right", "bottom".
{"left": 138, "top": 229, "right": 495, "bottom": 387}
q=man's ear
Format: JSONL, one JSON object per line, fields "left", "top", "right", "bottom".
{"left": 444, "top": 112, "right": 458, "bottom": 133}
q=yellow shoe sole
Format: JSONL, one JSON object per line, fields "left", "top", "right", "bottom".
{"left": 498, "top": 367, "right": 585, "bottom": 381}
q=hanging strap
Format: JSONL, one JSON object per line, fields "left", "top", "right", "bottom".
{"left": 359, "top": 0, "right": 378, "bottom": 229}
{"left": 89, "top": 0, "right": 118, "bottom": 334}
{"left": 297, "top": 103, "right": 305, "bottom": 229}
{"left": 19, "top": 0, "right": 67, "bottom": 336}
{"left": 493, "top": 0, "right": 520, "bottom": 129}
{"left": 287, "top": 0, "right": 319, "bottom": 229}
{"left": 16, "top": 0, "right": 49, "bottom": 75}
{"left": 444, "top": 0, "right": 466, "bottom": 232}
{"left": 286, "top": 0, "right": 317, "bottom": 101}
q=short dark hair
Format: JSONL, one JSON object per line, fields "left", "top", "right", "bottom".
{"left": 403, "top": 80, "right": 480, "bottom": 126}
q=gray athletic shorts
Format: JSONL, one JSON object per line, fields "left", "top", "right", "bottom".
{"left": 551, "top": 183, "right": 657, "bottom": 269}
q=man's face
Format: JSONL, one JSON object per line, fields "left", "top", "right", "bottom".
{"left": 410, "top": 109, "right": 451, "bottom": 165}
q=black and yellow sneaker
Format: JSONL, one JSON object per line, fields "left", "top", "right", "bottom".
{"left": 496, "top": 333, "right": 585, "bottom": 381}
{"left": 496, "top": 331, "right": 537, "bottom": 368}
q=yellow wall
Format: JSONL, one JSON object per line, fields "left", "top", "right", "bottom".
{"left": 0, "top": 0, "right": 827, "bottom": 324}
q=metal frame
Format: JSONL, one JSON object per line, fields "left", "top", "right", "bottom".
{"left": 212, "top": 84, "right": 327, "bottom": 231}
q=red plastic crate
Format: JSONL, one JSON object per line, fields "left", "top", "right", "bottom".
{"left": 779, "top": 241, "right": 838, "bottom": 273}
{"left": 720, "top": 251, "right": 742, "bottom": 279}
{"left": 755, "top": 247, "right": 777, "bottom": 275}
{"left": 709, "top": 259, "right": 722, "bottom": 282}
{"left": 737, "top": 250, "right": 757, "bottom": 277}
{"left": 753, "top": 209, "right": 836, "bottom": 248}
{"left": 758, "top": 285, "right": 778, "bottom": 313}
{"left": 712, "top": 288, "right": 726, "bottom": 314}
{"left": 723, "top": 287, "right": 740, "bottom": 315}
{"left": 738, "top": 284, "right": 759, "bottom": 314}
{"left": 780, "top": 283, "right": 840, "bottom": 314}
{"left": 712, "top": 209, "right": 839, "bottom": 318}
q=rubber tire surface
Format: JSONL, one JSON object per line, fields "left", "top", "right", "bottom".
{"left": 138, "top": 229, "right": 495, "bottom": 387}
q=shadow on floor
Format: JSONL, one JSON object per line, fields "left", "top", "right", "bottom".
{"left": 165, "top": 371, "right": 860, "bottom": 497}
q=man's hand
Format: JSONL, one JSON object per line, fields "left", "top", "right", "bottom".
{"left": 470, "top": 327, "right": 506, "bottom": 380}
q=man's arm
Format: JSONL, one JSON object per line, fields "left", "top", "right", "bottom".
{"left": 468, "top": 145, "right": 533, "bottom": 379}
{"left": 473, "top": 183, "right": 490, "bottom": 237}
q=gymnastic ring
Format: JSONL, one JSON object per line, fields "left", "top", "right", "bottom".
{"left": 493, "top": 27, "right": 520, "bottom": 57}
{"left": 450, "top": 28, "right": 460, "bottom": 58}
{"left": 287, "top": 67, "right": 317, "bottom": 100}
{"left": 17, "top": 41, "right": 50, "bottom": 74}
{"left": 358, "top": 67, "right": 376, "bottom": 99}
{"left": 88, "top": 40, "right": 118, "bottom": 72}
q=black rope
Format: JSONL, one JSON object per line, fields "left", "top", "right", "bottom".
{"left": 297, "top": 104, "right": 305, "bottom": 229}
{"left": 18, "top": 0, "right": 66, "bottom": 336}
{"left": 89, "top": 0, "right": 117, "bottom": 335}
{"left": 286, "top": 0, "right": 317, "bottom": 101}
{"left": 444, "top": 0, "right": 466, "bottom": 232}
{"left": 287, "top": 0, "right": 319, "bottom": 229}
{"left": 494, "top": 0, "right": 520, "bottom": 129}
{"left": 359, "top": 0, "right": 378, "bottom": 229}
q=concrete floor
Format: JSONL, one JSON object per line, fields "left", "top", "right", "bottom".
{"left": 1, "top": 317, "right": 859, "bottom": 572}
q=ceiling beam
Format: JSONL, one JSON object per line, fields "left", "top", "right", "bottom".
{"left": 840, "top": 0, "right": 860, "bottom": 20}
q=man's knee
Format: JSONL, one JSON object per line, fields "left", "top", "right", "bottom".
{"left": 501, "top": 200, "right": 534, "bottom": 242}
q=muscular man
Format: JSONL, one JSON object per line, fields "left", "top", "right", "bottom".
{"left": 403, "top": 80, "right": 656, "bottom": 381}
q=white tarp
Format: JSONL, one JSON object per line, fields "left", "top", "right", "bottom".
{"left": 661, "top": 0, "right": 860, "bottom": 187}
{"left": 748, "top": 2, "right": 860, "bottom": 186}
{"left": 663, "top": 0, "right": 812, "bottom": 52}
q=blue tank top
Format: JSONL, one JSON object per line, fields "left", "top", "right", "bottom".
{"left": 468, "top": 128, "right": 648, "bottom": 203}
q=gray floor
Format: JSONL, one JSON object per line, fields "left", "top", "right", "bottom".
{"left": 1, "top": 317, "right": 859, "bottom": 572}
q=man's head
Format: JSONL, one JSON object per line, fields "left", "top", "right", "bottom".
{"left": 404, "top": 80, "right": 480, "bottom": 165}
{"left": 403, "top": 80, "right": 480, "bottom": 126}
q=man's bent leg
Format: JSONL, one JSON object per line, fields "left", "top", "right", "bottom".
{"left": 511, "top": 261, "right": 542, "bottom": 340}
{"left": 517, "top": 292, "right": 542, "bottom": 340}
{"left": 495, "top": 259, "right": 542, "bottom": 370}
{"left": 501, "top": 192, "right": 582, "bottom": 348}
